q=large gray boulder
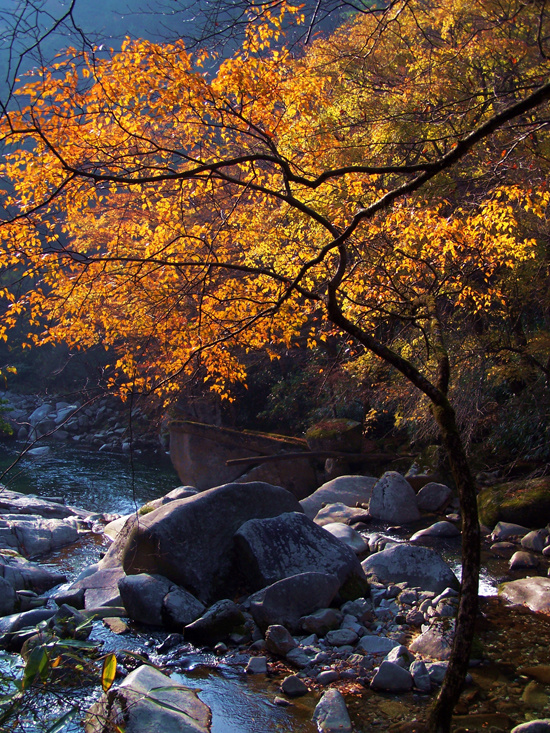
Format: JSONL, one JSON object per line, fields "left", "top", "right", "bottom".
{"left": 249, "top": 572, "right": 340, "bottom": 631}
{"left": 416, "top": 482, "right": 453, "bottom": 513}
{"left": 100, "top": 482, "right": 302, "bottom": 604}
{"left": 368, "top": 472, "right": 420, "bottom": 524}
{"left": 300, "top": 476, "right": 377, "bottom": 520}
{"left": 85, "top": 664, "right": 211, "bottom": 733}
{"left": 0, "top": 515, "right": 80, "bottom": 557}
{"left": 234, "top": 512, "right": 369, "bottom": 596}
{"left": 361, "top": 543, "right": 459, "bottom": 594}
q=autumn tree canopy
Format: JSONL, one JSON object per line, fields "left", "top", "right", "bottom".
{"left": 1, "top": 1, "right": 550, "bottom": 729}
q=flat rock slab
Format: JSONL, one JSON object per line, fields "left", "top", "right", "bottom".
{"left": 85, "top": 664, "right": 211, "bottom": 733}
{"left": 499, "top": 577, "right": 550, "bottom": 613}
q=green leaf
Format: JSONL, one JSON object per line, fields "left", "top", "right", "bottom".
{"left": 45, "top": 707, "right": 79, "bottom": 733}
{"left": 101, "top": 653, "right": 117, "bottom": 692}
{"left": 21, "top": 647, "right": 49, "bottom": 690}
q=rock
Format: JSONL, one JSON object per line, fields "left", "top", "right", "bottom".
{"left": 369, "top": 472, "right": 420, "bottom": 524}
{"left": 320, "top": 523, "right": 369, "bottom": 554}
{"left": 511, "top": 720, "right": 550, "bottom": 733}
{"left": 300, "top": 608, "right": 342, "bottom": 636}
{"left": 103, "top": 482, "right": 302, "bottom": 604}
{"left": 103, "top": 515, "right": 133, "bottom": 542}
{"left": 0, "top": 551, "right": 66, "bottom": 593}
{"left": 246, "top": 656, "right": 267, "bottom": 674}
{"left": 409, "top": 620, "right": 454, "bottom": 660}
{"left": 491, "top": 521, "right": 531, "bottom": 541}
{"left": 478, "top": 477, "right": 550, "bottom": 528}
{"left": 410, "top": 659, "right": 432, "bottom": 692}
{"left": 300, "top": 476, "right": 377, "bottom": 520}
{"left": 184, "top": 599, "right": 245, "bottom": 646}
{"left": 325, "top": 628, "right": 358, "bottom": 646}
{"left": 522, "top": 681, "right": 549, "bottom": 708}
{"left": 118, "top": 573, "right": 205, "bottom": 628}
{"left": 490, "top": 541, "right": 516, "bottom": 556}
{"left": 234, "top": 512, "right": 369, "bottom": 597}
{"left": 0, "top": 514, "right": 80, "bottom": 557}
{"left": 0, "top": 608, "right": 56, "bottom": 651}
{"left": 56, "top": 568, "right": 125, "bottom": 610}
{"left": 0, "top": 577, "right": 16, "bottom": 616}
{"left": 317, "top": 669, "right": 339, "bottom": 685}
{"left": 416, "top": 483, "right": 453, "bottom": 513}
{"left": 265, "top": 625, "right": 298, "bottom": 655}
{"left": 499, "top": 577, "right": 550, "bottom": 613}
{"left": 410, "top": 521, "right": 461, "bottom": 542}
{"left": 313, "top": 503, "right": 371, "bottom": 527}
{"left": 370, "top": 661, "right": 413, "bottom": 692}
{"left": 249, "top": 572, "right": 340, "bottom": 631}
{"left": 425, "top": 661, "right": 449, "bottom": 684}
{"left": 521, "top": 529, "right": 549, "bottom": 553}
{"left": 509, "top": 551, "right": 540, "bottom": 570}
{"left": 281, "top": 674, "right": 309, "bottom": 697}
{"left": 518, "top": 667, "right": 550, "bottom": 685}
{"left": 305, "top": 419, "right": 362, "bottom": 453}
{"left": 85, "top": 664, "right": 211, "bottom": 733}
{"left": 361, "top": 543, "right": 459, "bottom": 594}
{"left": 385, "top": 644, "right": 415, "bottom": 669}
{"left": 313, "top": 688, "right": 352, "bottom": 733}
{"left": 356, "top": 635, "right": 400, "bottom": 654}
{"left": 286, "top": 647, "right": 313, "bottom": 668}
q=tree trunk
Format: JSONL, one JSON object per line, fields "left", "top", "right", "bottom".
{"left": 426, "top": 400, "right": 481, "bottom": 733}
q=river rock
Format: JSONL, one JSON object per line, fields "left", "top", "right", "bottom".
{"left": 361, "top": 543, "right": 459, "bottom": 594}
{"left": 300, "top": 475, "right": 377, "bottom": 520}
{"left": 281, "top": 674, "right": 309, "bottom": 697}
{"left": 385, "top": 644, "right": 415, "bottom": 668}
{"left": 300, "top": 608, "right": 342, "bottom": 636}
{"left": 0, "top": 550, "right": 66, "bottom": 593}
{"left": 234, "top": 511, "right": 369, "bottom": 596}
{"left": 0, "top": 608, "right": 56, "bottom": 651}
{"left": 184, "top": 599, "right": 245, "bottom": 646}
{"left": 85, "top": 664, "right": 211, "bottom": 733}
{"left": 409, "top": 620, "right": 454, "bottom": 660}
{"left": 511, "top": 720, "right": 550, "bottom": 732}
{"left": 416, "top": 482, "right": 453, "bottom": 513}
{"left": 118, "top": 573, "right": 205, "bottom": 628}
{"left": 320, "top": 523, "right": 369, "bottom": 554}
{"left": 56, "top": 568, "right": 125, "bottom": 609}
{"left": 0, "top": 514, "right": 80, "bottom": 557}
{"left": 499, "top": 577, "right": 550, "bottom": 613}
{"left": 521, "top": 529, "right": 549, "bottom": 553}
{"left": 509, "top": 551, "right": 540, "bottom": 570}
{"left": 368, "top": 472, "right": 420, "bottom": 524}
{"left": 325, "top": 628, "right": 358, "bottom": 646}
{"left": 313, "top": 688, "right": 352, "bottom": 733}
{"left": 313, "top": 503, "right": 371, "bottom": 527}
{"left": 102, "top": 482, "right": 302, "bottom": 604}
{"left": 0, "top": 489, "right": 87, "bottom": 520}
{"left": 370, "top": 660, "right": 413, "bottom": 692}
{"left": 491, "top": 521, "right": 530, "bottom": 541}
{"left": 410, "top": 659, "right": 432, "bottom": 691}
{"left": 410, "top": 521, "right": 461, "bottom": 542}
{"left": 249, "top": 572, "right": 340, "bottom": 631}
{"left": 265, "top": 624, "right": 298, "bottom": 655}
{"left": 0, "top": 577, "right": 16, "bottom": 616}
{"left": 356, "top": 634, "right": 399, "bottom": 654}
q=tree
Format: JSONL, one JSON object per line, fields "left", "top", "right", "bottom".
{"left": 1, "top": 0, "right": 550, "bottom": 729}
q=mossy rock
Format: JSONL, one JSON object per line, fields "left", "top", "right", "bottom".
{"left": 305, "top": 419, "right": 362, "bottom": 453}
{"left": 478, "top": 477, "right": 550, "bottom": 529}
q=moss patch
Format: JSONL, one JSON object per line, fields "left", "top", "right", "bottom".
{"left": 478, "top": 477, "right": 550, "bottom": 528}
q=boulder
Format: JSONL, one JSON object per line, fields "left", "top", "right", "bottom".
{"left": 311, "top": 520, "right": 368, "bottom": 553}
{"left": 313, "top": 689, "right": 352, "bottom": 733}
{"left": 491, "top": 521, "right": 530, "bottom": 541}
{"left": 249, "top": 572, "right": 340, "bottom": 631}
{"left": 0, "top": 608, "right": 56, "bottom": 651}
{"left": 300, "top": 476, "right": 377, "bottom": 520}
{"left": 118, "top": 573, "right": 205, "bottom": 628}
{"left": 409, "top": 620, "right": 455, "bottom": 660}
{"left": 0, "top": 551, "right": 66, "bottom": 593}
{"left": 370, "top": 660, "right": 413, "bottom": 692}
{"left": 265, "top": 624, "right": 298, "bottom": 655}
{"left": 361, "top": 543, "right": 459, "bottom": 594}
{"left": 300, "top": 608, "right": 342, "bottom": 636}
{"left": 368, "top": 472, "right": 420, "bottom": 524}
{"left": 478, "top": 477, "right": 550, "bottom": 528}
{"left": 509, "top": 551, "right": 539, "bottom": 570}
{"left": 416, "top": 482, "right": 453, "bottom": 513}
{"left": 0, "top": 577, "right": 16, "bottom": 616}
{"left": 102, "top": 482, "right": 302, "bottom": 604}
{"left": 0, "top": 514, "right": 80, "bottom": 557}
{"left": 521, "top": 529, "right": 549, "bottom": 553}
{"left": 56, "top": 568, "right": 125, "bottom": 609}
{"left": 184, "top": 599, "right": 245, "bottom": 646}
{"left": 85, "top": 664, "right": 211, "bottom": 733}
{"left": 281, "top": 674, "right": 309, "bottom": 697}
{"left": 356, "top": 635, "right": 399, "bottom": 655}
{"left": 511, "top": 721, "right": 550, "bottom": 733}
{"left": 499, "top": 577, "right": 550, "bottom": 613}
{"left": 410, "top": 659, "right": 432, "bottom": 692}
{"left": 234, "top": 512, "right": 369, "bottom": 596}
